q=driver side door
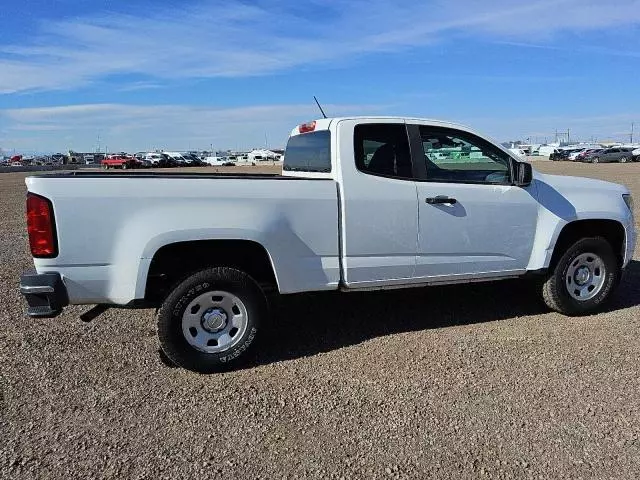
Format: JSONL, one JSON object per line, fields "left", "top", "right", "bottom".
{"left": 411, "top": 124, "right": 539, "bottom": 280}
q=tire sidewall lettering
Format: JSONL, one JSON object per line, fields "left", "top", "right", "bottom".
{"left": 219, "top": 327, "right": 257, "bottom": 363}
{"left": 172, "top": 282, "right": 211, "bottom": 317}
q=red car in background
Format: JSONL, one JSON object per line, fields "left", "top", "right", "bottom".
{"left": 575, "top": 148, "right": 603, "bottom": 161}
{"left": 101, "top": 154, "right": 140, "bottom": 170}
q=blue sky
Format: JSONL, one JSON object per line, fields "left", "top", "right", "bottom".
{"left": 0, "top": 0, "right": 638, "bottom": 153}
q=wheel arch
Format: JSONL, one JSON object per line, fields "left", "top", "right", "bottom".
{"left": 141, "top": 239, "right": 280, "bottom": 304}
{"left": 548, "top": 219, "right": 626, "bottom": 270}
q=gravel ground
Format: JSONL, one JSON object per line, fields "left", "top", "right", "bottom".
{"left": 1, "top": 162, "right": 639, "bottom": 479}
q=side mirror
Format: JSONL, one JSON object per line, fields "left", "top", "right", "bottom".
{"left": 514, "top": 161, "right": 533, "bottom": 187}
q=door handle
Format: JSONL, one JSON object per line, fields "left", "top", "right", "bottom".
{"left": 426, "top": 196, "right": 457, "bottom": 205}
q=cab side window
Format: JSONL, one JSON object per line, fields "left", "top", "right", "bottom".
{"left": 354, "top": 124, "right": 413, "bottom": 179}
{"left": 419, "top": 126, "right": 511, "bottom": 184}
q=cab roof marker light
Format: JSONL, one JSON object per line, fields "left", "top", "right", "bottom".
{"left": 298, "top": 121, "right": 316, "bottom": 134}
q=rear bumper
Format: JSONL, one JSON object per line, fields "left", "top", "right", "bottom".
{"left": 20, "top": 272, "right": 69, "bottom": 318}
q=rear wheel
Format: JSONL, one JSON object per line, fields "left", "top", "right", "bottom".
{"left": 542, "top": 237, "right": 619, "bottom": 315}
{"left": 122, "top": 163, "right": 128, "bottom": 170}
{"left": 103, "top": 164, "right": 109, "bottom": 170}
{"left": 620, "top": 156, "right": 629, "bottom": 163}
{"left": 592, "top": 157, "right": 599, "bottom": 164}
{"left": 157, "top": 267, "right": 267, "bottom": 373}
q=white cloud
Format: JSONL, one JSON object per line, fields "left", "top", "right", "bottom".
{"left": 1, "top": 0, "right": 639, "bottom": 93}
{"left": 0, "top": 102, "right": 383, "bottom": 152}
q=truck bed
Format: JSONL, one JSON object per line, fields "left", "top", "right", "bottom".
{"left": 26, "top": 173, "right": 341, "bottom": 304}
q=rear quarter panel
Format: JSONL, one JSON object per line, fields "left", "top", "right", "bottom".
{"left": 26, "top": 176, "right": 340, "bottom": 304}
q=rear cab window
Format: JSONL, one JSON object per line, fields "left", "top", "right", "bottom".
{"left": 284, "top": 130, "right": 331, "bottom": 173}
{"left": 353, "top": 124, "right": 413, "bottom": 179}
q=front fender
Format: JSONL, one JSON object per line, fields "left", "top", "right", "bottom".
{"left": 526, "top": 175, "right": 632, "bottom": 270}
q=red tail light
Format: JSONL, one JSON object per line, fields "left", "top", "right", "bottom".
{"left": 26, "top": 193, "right": 57, "bottom": 257}
{"left": 298, "top": 121, "right": 316, "bottom": 134}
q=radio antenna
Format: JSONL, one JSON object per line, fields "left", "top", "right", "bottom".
{"left": 313, "top": 96, "right": 327, "bottom": 119}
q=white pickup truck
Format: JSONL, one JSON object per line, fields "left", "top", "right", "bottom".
{"left": 21, "top": 117, "right": 635, "bottom": 372}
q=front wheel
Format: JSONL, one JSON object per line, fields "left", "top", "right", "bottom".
{"left": 542, "top": 237, "right": 620, "bottom": 315}
{"left": 157, "top": 267, "right": 267, "bottom": 373}
{"left": 592, "top": 157, "right": 599, "bottom": 164}
{"left": 620, "top": 156, "right": 629, "bottom": 163}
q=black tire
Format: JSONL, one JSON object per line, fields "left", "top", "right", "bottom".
{"left": 592, "top": 157, "right": 599, "bottom": 164}
{"left": 157, "top": 267, "right": 267, "bottom": 373}
{"left": 542, "top": 237, "right": 619, "bottom": 315}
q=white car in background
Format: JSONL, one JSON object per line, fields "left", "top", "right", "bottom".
{"left": 568, "top": 149, "right": 586, "bottom": 161}
{"left": 632, "top": 147, "right": 640, "bottom": 161}
{"left": 144, "top": 153, "right": 164, "bottom": 165}
{"left": 204, "top": 156, "right": 235, "bottom": 166}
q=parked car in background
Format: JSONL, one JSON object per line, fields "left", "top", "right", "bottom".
{"left": 576, "top": 148, "right": 603, "bottom": 162}
{"left": 568, "top": 149, "right": 588, "bottom": 161}
{"left": 584, "top": 148, "right": 635, "bottom": 163}
{"left": 552, "top": 149, "right": 582, "bottom": 161}
{"left": 159, "top": 153, "right": 179, "bottom": 168}
{"left": 163, "top": 152, "right": 191, "bottom": 165}
{"left": 632, "top": 147, "right": 640, "bottom": 161}
{"left": 143, "top": 152, "right": 177, "bottom": 167}
{"left": 101, "top": 154, "right": 140, "bottom": 170}
{"left": 204, "top": 156, "right": 235, "bottom": 166}
{"left": 144, "top": 153, "right": 164, "bottom": 165}
{"left": 550, "top": 149, "right": 568, "bottom": 161}
{"left": 182, "top": 153, "right": 205, "bottom": 166}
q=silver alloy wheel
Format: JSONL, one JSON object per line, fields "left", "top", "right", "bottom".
{"left": 592, "top": 157, "right": 599, "bottom": 163}
{"left": 565, "top": 252, "right": 606, "bottom": 301}
{"left": 620, "top": 157, "right": 628, "bottom": 163}
{"left": 181, "top": 290, "right": 249, "bottom": 353}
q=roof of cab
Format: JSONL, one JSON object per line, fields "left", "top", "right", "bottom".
{"left": 289, "top": 116, "right": 474, "bottom": 137}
